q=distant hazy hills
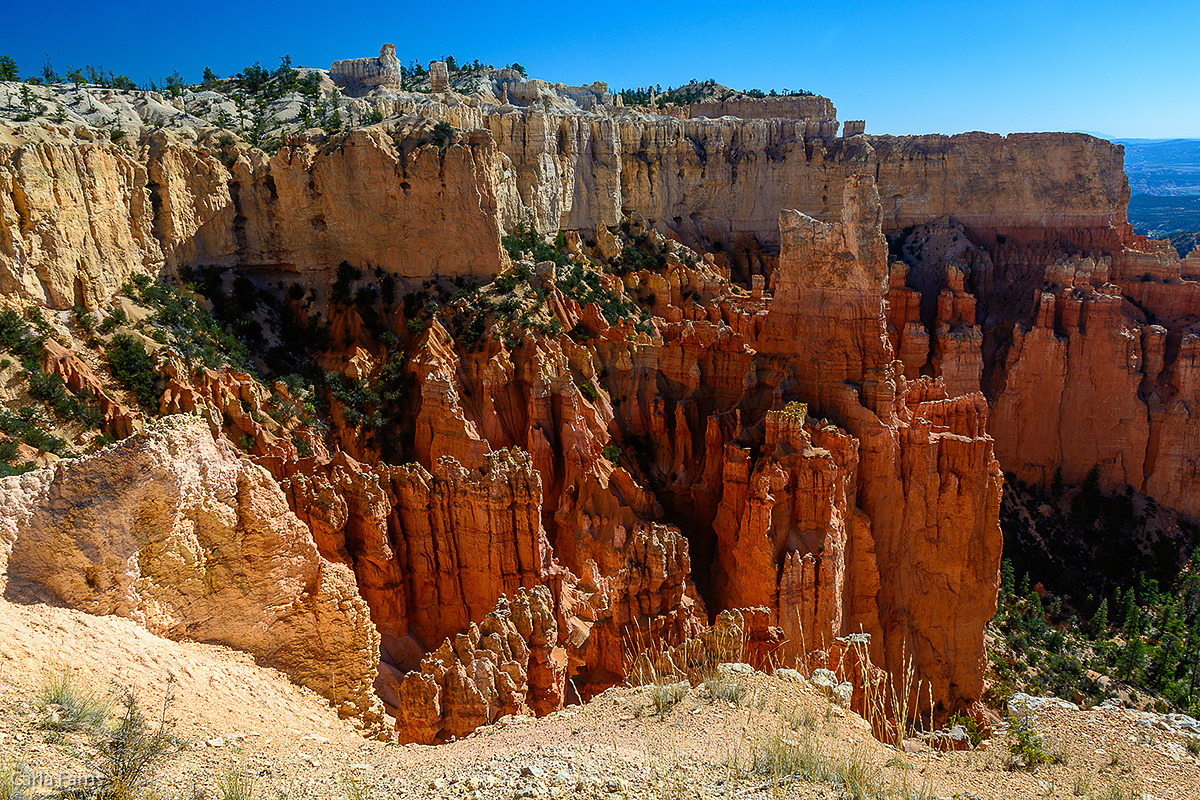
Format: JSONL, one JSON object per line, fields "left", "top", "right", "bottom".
{"left": 1113, "top": 138, "right": 1200, "bottom": 196}
{"left": 1080, "top": 136, "right": 1200, "bottom": 253}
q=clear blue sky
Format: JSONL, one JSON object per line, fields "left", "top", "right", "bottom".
{"left": 2, "top": 0, "right": 1196, "bottom": 138}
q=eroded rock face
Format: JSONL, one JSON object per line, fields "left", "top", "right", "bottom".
{"left": 741, "top": 178, "right": 1003, "bottom": 708}
{"left": 389, "top": 586, "right": 565, "bottom": 744}
{"left": 0, "top": 416, "right": 384, "bottom": 729}
{"left": 985, "top": 246, "right": 1200, "bottom": 517}
{"left": 0, "top": 126, "right": 506, "bottom": 308}
{"left": 1, "top": 110, "right": 1127, "bottom": 310}
{"left": 0, "top": 128, "right": 162, "bottom": 308}
{"left": 278, "top": 446, "right": 557, "bottom": 669}
{"left": 330, "top": 44, "right": 404, "bottom": 93}
{"left": 3, "top": 89, "right": 1193, "bottom": 741}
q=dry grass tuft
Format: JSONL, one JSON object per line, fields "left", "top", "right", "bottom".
{"left": 35, "top": 666, "right": 111, "bottom": 737}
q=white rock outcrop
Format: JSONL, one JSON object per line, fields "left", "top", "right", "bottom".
{"left": 0, "top": 415, "right": 384, "bottom": 729}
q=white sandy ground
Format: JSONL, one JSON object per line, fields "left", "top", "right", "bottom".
{"left": 1, "top": 597, "right": 1198, "bottom": 799}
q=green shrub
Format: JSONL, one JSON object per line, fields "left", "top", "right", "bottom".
{"left": 0, "top": 310, "right": 46, "bottom": 370}
{"left": 579, "top": 381, "right": 599, "bottom": 402}
{"left": 99, "top": 308, "right": 128, "bottom": 334}
{"left": 0, "top": 407, "right": 67, "bottom": 456}
{"left": 429, "top": 120, "right": 455, "bottom": 150}
{"left": 26, "top": 370, "right": 101, "bottom": 426}
{"left": 502, "top": 224, "right": 568, "bottom": 266}
{"left": 1005, "top": 712, "right": 1059, "bottom": 770}
{"left": 946, "top": 711, "right": 985, "bottom": 747}
{"left": 72, "top": 304, "right": 96, "bottom": 334}
{"left": 107, "top": 334, "right": 158, "bottom": 408}
{"left": 602, "top": 444, "right": 621, "bottom": 466}
{"left": 494, "top": 274, "right": 517, "bottom": 294}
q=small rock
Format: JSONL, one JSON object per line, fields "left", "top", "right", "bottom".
{"left": 717, "top": 662, "right": 754, "bottom": 677}
{"left": 1008, "top": 692, "right": 1078, "bottom": 714}
{"left": 520, "top": 766, "right": 544, "bottom": 778}
{"left": 774, "top": 668, "right": 806, "bottom": 684}
{"left": 205, "top": 737, "right": 224, "bottom": 748}
{"left": 429, "top": 778, "right": 447, "bottom": 791}
{"left": 811, "top": 669, "right": 838, "bottom": 696}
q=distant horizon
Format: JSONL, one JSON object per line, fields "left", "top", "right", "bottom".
{"left": 2, "top": 0, "right": 1197, "bottom": 139}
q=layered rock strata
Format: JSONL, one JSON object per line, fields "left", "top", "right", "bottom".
{"left": 388, "top": 586, "right": 566, "bottom": 744}
{"left": 1, "top": 111, "right": 1125, "bottom": 309}
{"left": 3, "top": 75, "right": 1196, "bottom": 739}
{"left": 0, "top": 126, "right": 507, "bottom": 307}
{"left": 716, "top": 178, "right": 1003, "bottom": 708}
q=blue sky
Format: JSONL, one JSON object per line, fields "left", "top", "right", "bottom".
{"left": 2, "top": 0, "right": 1196, "bottom": 138}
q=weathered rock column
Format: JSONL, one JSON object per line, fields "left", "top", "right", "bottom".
{"left": 429, "top": 61, "right": 449, "bottom": 92}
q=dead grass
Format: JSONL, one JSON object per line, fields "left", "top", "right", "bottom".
{"left": 650, "top": 681, "right": 687, "bottom": 715}
{"left": 216, "top": 766, "right": 255, "bottom": 800}
{"left": 702, "top": 670, "right": 749, "bottom": 707}
{"left": 34, "top": 666, "right": 110, "bottom": 737}
{"left": 0, "top": 763, "right": 32, "bottom": 800}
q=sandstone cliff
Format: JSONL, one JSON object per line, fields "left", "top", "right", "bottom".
{"left": 0, "top": 125, "right": 506, "bottom": 307}
{"left": 1, "top": 104, "right": 1126, "bottom": 310}
{"left": 738, "top": 178, "right": 1003, "bottom": 707}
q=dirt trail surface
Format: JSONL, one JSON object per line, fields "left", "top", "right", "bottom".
{"left": 2, "top": 598, "right": 1198, "bottom": 799}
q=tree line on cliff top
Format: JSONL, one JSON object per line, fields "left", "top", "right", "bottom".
{"left": 0, "top": 52, "right": 527, "bottom": 94}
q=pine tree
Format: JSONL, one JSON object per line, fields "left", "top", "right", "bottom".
{"left": 1000, "top": 559, "right": 1015, "bottom": 603}
{"left": 1089, "top": 598, "right": 1109, "bottom": 637}
{"left": 0, "top": 55, "right": 17, "bottom": 81}
{"left": 1121, "top": 587, "right": 1139, "bottom": 634}
{"left": 1118, "top": 637, "right": 1146, "bottom": 684}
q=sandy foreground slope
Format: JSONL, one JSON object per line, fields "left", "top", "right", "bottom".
{"left": 1, "top": 597, "right": 1197, "bottom": 799}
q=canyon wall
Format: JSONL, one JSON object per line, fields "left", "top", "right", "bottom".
{"left": 0, "top": 125, "right": 506, "bottom": 308}
{"left": 727, "top": 179, "right": 1003, "bottom": 706}
{"left": 2, "top": 110, "right": 1127, "bottom": 309}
